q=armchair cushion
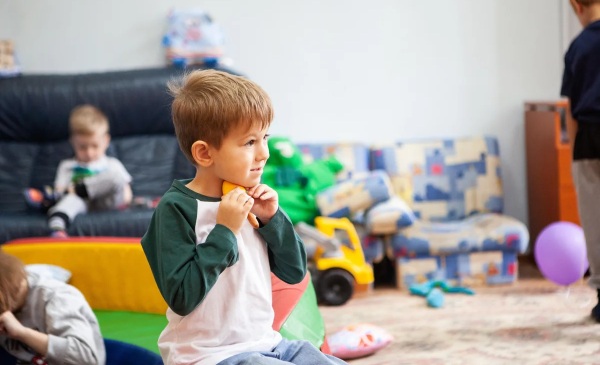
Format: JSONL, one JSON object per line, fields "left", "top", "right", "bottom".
{"left": 390, "top": 213, "right": 529, "bottom": 258}
{"left": 316, "top": 170, "right": 393, "bottom": 218}
{"left": 365, "top": 196, "right": 417, "bottom": 235}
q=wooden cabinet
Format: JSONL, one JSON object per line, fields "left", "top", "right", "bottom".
{"left": 524, "top": 100, "right": 580, "bottom": 251}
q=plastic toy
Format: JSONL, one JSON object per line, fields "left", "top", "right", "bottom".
{"left": 296, "top": 216, "right": 374, "bottom": 306}
{"left": 222, "top": 181, "right": 260, "bottom": 228}
{"left": 271, "top": 273, "right": 329, "bottom": 352}
{"left": 262, "top": 136, "right": 343, "bottom": 224}
{"left": 0, "top": 39, "right": 20, "bottom": 78}
{"left": 23, "top": 186, "right": 58, "bottom": 213}
{"left": 71, "top": 166, "right": 97, "bottom": 183}
{"left": 327, "top": 323, "right": 392, "bottom": 360}
{"left": 534, "top": 221, "right": 588, "bottom": 286}
{"left": 162, "top": 8, "right": 225, "bottom": 68}
{"left": 409, "top": 279, "right": 475, "bottom": 308}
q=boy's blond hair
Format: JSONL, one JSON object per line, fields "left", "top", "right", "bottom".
{"left": 69, "top": 105, "right": 110, "bottom": 136}
{"left": 168, "top": 70, "right": 273, "bottom": 164}
{"left": 0, "top": 250, "right": 27, "bottom": 313}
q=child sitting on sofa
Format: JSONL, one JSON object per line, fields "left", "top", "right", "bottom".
{"left": 25, "top": 105, "right": 132, "bottom": 237}
{"left": 0, "top": 250, "right": 106, "bottom": 365}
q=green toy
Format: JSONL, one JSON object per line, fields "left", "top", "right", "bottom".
{"left": 263, "top": 136, "right": 343, "bottom": 225}
{"left": 71, "top": 166, "right": 97, "bottom": 183}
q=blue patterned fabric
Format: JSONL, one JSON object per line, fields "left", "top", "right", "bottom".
{"left": 390, "top": 213, "right": 529, "bottom": 257}
{"left": 371, "top": 136, "right": 503, "bottom": 221}
{"left": 294, "top": 138, "right": 529, "bottom": 289}
{"left": 316, "top": 170, "right": 392, "bottom": 218}
{"left": 354, "top": 223, "right": 386, "bottom": 264}
{"left": 365, "top": 196, "right": 417, "bottom": 234}
{"left": 390, "top": 213, "right": 528, "bottom": 289}
{"left": 397, "top": 251, "right": 519, "bottom": 289}
{"left": 297, "top": 142, "right": 371, "bottom": 182}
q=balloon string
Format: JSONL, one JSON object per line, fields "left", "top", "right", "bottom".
{"left": 563, "top": 278, "right": 592, "bottom": 308}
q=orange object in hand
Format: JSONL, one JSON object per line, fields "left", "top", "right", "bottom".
{"left": 222, "top": 181, "right": 260, "bottom": 229}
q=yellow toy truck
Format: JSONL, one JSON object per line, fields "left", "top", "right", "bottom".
{"left": 296, "top": 216, "right": 374, "bottom": 306}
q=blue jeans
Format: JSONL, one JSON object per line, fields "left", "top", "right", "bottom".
{"left": 216, "top": 339, "right": 348, "bottom": 365}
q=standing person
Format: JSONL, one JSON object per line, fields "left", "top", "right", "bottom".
{"left": 0, "top": 250, "right": 106, "bottom": 365}
{"left": 561, "top": 0, "right": 600, "bottom": 322}
{"left": 24, "top": 105, "right": 132, "bottom": 237}
{"left": 141, "top": 69, "right": 347, "bottom": 365}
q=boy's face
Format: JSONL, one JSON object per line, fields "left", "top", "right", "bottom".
{"left": 209, "top": 122, "right": 270, "bottom": 188}
{"left": 71, "top": 130, "right": 110, "bottom": 164}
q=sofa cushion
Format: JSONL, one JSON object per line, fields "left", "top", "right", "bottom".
{"left": 0, "top": 213, "right": 49, "bottom": 243}
{"left": 110, "top": 135, "right": 194, "bottom": 198}
{"left": 0, "top": 209, "right": 154, "bottom": 242}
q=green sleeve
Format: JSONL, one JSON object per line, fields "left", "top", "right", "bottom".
{"left": 258, "top": 208, "right": 307, "bottom": 284}
{"left": 141, "top": 196, "right": 238, "bottom": 316}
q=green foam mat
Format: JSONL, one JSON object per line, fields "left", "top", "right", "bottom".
{"left": 94, "top": 310, "right": 167, "bottom": 354}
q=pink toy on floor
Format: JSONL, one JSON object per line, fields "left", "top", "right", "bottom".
{"left": 327, "top": 323, "right": 392, "bottom": 360}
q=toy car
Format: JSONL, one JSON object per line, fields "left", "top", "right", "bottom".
{"left": 297, "top": 217, "right": 374, "bottom": 306}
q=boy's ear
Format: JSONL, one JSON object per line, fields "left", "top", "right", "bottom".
{"left": 570, "top": 0, "right": 583, "bottom": 14}
{"left": 190, "top": 140, "right": 213, "bottom": 167}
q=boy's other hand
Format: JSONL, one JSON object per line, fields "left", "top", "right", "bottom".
{"left": 218, "top": 187, "right": 254, "bottom": 234}
{"left": 247, "top": 184, "right": 278, "bottom": 225}
{"left": 0, "top": 311, "right": 26, "bottom": 340}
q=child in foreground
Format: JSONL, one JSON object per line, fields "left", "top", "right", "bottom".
{"left": 141, "top": 69, "right": 347, "bottom": 365}
{"left": 0, "top": 250, "right": 105, "bottom": 365}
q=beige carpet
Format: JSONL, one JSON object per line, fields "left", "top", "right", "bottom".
{"left": 320, "top": 278, "right": 600, "bottom": 365}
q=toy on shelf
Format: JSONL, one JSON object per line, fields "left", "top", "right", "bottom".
{"left": 0, "top": 39, "right": 21, "bottom": 78}
{"left": 409, "top": 279, "right": 475, "bottom": 308}
{"left": 297, "top": 216, "right": 374, "bottom": 306}
{"left": 162, "top": 8, "right": 227, "bottom": 68}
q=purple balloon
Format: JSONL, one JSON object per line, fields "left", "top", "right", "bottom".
{"left": 534, "top": 222, "right": 588, "bottom": 286}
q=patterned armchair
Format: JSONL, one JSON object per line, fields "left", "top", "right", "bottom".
{"left": 301, "top": 136, "right": 529, "bottom": 289}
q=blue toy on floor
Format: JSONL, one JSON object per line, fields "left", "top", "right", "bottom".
{"left": 409, "top": 280, "right": 475, "bottom": 308}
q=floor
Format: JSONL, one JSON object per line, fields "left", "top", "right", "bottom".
{"left": 318, "top": 255, "right": 599, "bottom": 365}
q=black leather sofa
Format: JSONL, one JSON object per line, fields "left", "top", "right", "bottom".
{"left": 0, "top": 66, "right": 238, "bottom": 243}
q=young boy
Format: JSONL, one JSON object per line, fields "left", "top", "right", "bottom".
{"left": 561, "top": 0, "right": 600, "bottom": 322}
{"left": 26, "top": 105, "right": 133, "bottom": 237}
{"left": 141, "top": 70, "right": 347, "bottom": 365}
{"left": 0, "top": 250, "right": 105, "bottom": 364}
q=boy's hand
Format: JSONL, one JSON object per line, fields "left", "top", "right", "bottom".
{"left": 217, "top": 187, "right": 254, "bottom": 234}
{"left": 247, "top": 184, "right": 278, "bottom": 225}
{"left": 0, "top": 311, "right": 26, "bottom": 340}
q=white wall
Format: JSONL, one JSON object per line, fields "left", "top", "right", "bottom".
{"left": 1, "top": 0, "right": 569, "bottom": 225}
